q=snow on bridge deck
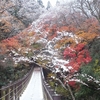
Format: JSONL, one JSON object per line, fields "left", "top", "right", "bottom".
{"left": 20, "top": 67, "right": 44, "bottom": 100}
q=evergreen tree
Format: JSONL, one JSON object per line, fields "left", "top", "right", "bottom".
{"left": 46, "top": 1, "right": 52, "bottom": 10}
{"left": 56, "top": 0, "right": 60, "bottom": 6}
{"left": 37, "top": 0, "right": 44, "bottom": 8}
{"left": 75, "top": 38, "right": 100, "bottom": 100}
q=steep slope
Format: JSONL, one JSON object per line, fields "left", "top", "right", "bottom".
{"left": 0, "top": 0, "right": 45, "bottom": 41}
{"left": 16, "top": 0, "right": 45, "bottom": 26}
{"left": 0, "top": 11, "right": 25, "bottom": 41}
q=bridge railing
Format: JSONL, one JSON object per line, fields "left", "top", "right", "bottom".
{"left": 0, "top": 66, "right": 34, "bottom": 100}
{"left": 41, "top": 67, "right": 61, "bottom": 100}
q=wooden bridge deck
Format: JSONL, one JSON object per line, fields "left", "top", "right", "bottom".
{"left": 20, "top": 67, "right": 44, "bottom": 100}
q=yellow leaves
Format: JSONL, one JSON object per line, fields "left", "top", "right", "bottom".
{"left": 76, "top": 31, "right": 98, "bottom": 44}
{"left": 55, "top": 28, "right": 98, "bottom": 49}
{"left": 94, "top": 59, "right": 99, "bottom": 66}
{"left": 95, "top": 67, "right": 100, "bottom": 73}
{"left": 92, "top": 59, "right": 100, "bottom": 74}
{"left": 54, "top": 37, "right": 67, "bottom": 48}
{"left": 55, "top": 37, "right": 76, "bottom": 49}
{"left": 31, "top": 43, "right": 42, "bottom": 50}
{"left": 28, "top": 31, "right": 36, "bottom": 37}
{"left": 0, "top": 19, "right": 12, "bottom": 33}
{"left": 93, "top": 65, "right": 100, "bottom": 74}
{"left": 47, "top": 73, "right": 55, "bottom": 78}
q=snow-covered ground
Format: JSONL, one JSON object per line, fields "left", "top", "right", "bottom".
{"left": 20, "top": 67, "right": 44, "bottom": 100}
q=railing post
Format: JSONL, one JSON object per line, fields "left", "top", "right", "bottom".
{"left": 17, "top": 83, "right": 19, "bottom": 100}
{"left": 21, "top": 81, "right": 24, "bottom": 94}
{"left": 14, "top": 85, "right": 17, "bottom": 100}
{"left": 5, "top": 88, "right": 10, "bottom": 100}
{"left": 15, "top": 84, "right": 19, "bottom": 100}
{"left": 19, "top": 81, "right": 22, "bottom": 97}
{"left": 1, "top": 90, "right": 5, "bottom": 100}
{"left": 10, "top": 86, "right": 15, "bottom": 100}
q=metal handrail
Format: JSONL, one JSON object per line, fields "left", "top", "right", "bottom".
{"left": 41, "top": 67, "right": 62, "bottom": 100}
{"left": 41, "top": 68, "right": 53, "bottom": 100}
{"left": 0, "top": 65, "right": 34, "bottom": 100}
{"left": 0, "top": 62, "right": 61, "bottom": 100}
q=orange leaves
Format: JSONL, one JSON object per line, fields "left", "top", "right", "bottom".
{"left": 0, "top": 27, "right": 37, "bottom": 55}
{"left": 74, "top": 18, "right": 99, "bottom": 45}
{"left": 43, "top": 25, "right": 58, "bottom": 40}
{"left": 59, "top": 25, "right": 76, "bottom": 33}
{"left": 2, "top": 38, "right": 19, "bottom": 47}
{"left": 55, "top": 37, "right": 76, "bottom": 49}
{"left": 76, "top": 31, "right": 98, "bottom": 44}
{"left": 59, "top": 26, "right": 69, "bottom": 32}
{"left": 28, "top": 31, "right": 36, "bottom": 37}
{"left": 0, "top": 36, "right": 21, "bottom": 54}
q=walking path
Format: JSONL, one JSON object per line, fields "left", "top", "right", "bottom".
{"left": 20, "top": 67, "right": 44, "bottom": 100}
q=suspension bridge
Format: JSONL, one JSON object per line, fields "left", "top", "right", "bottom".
{"left": 0, "top": 63, "right": 61, "bottom": 100}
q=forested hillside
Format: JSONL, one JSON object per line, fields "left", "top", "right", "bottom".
{"left": 0, "top": 0, "right": 45, "bottom": 41}
{"left": 0, "top": 0, "right": 100, "bottom": 100}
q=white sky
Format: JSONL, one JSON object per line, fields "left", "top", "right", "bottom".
{"left": 42, "top": 0, "right": 72, "bottom": 7}
{"left": 42, "top": 0, "right": 56, "bottom": 7}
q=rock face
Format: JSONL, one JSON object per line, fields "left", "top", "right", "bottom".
{"left": 0, "top": 0, "right": 45, "bottom": 41}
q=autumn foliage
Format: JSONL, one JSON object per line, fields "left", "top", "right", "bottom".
{"left": 63, "top": 43, "right": 92, "bottom": 73}
{"left": 0, "top": 35, "right": 20, "bottom": 54}
{"left": 2, "top": 37, "right": 20, "bottom": 48}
